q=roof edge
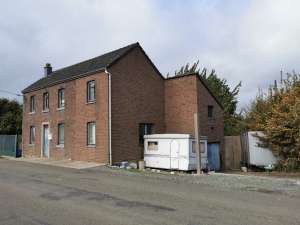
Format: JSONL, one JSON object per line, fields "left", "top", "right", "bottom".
{"left": 22, "top": 67, "right": 105, "bottom": 94}
{"left": 107, "top": 43, "right": 165, "bottom": 80}
{"left": 22, "top": 42, "right": 139, "bottom": 94}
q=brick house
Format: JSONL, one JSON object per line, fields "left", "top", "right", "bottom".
{"left": 22, "top": 43, "right": 223, "bottom": 164}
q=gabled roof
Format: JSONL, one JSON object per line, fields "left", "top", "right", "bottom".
{"left": 22, "top": 43, "right": 140, "bottom": 93}
{"left": 166, "top": 72, "right": 224, "bottom": 109}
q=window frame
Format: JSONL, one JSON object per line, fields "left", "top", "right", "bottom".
{"left": 139, "top": 123, "right": 153, "bottom": 145}
{"left": 87, "top": 80, "right": 96, "bottom": 103}
{"left": 29, "top": 126, "right": 35, "bottom": 145}
{"left": 29, "top": 95, "right": 35, "bottom": 113}
{"left": 147, "top": 141, "right": 158, "bottom": 151}
{"left": 43, "top": 92, "right": 49, "bottom": 111}
{"left": 208, "top": 105, "right": 214, "bottom": 118}
{"left": 57, "top": 123, "right": 65, "bottom": 146}
{"left": 87, "top": 121, "right": 96, "bottom": 146}
{"left": 192, "top": 140, "right": 205, "bottom": 153}
{"left": 58, "top": 88, "right": 65, "bottom": 109}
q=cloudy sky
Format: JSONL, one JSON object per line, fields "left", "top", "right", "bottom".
{"left": 1, "top": 0, "right": 299, "bottom": 109}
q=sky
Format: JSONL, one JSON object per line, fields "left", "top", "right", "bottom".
{"left": 1, "top": 0, "right": 300, "bottom": 110}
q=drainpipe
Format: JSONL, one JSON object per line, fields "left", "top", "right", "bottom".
{"left": 104, "top": 68, "right": 112, "bottom": 166}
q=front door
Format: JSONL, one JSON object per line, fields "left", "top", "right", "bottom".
{"left": 42, "top": 124, "right": 49, "bottom": 158}
{"left": 170, "top": 140, "right": 180, "bottom": 169}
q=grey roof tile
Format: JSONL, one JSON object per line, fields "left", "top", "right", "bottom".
{"left": 22, "top": 42, "right": 139, "bottom": 93}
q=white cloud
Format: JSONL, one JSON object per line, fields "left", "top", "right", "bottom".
{"left": 0, "top": 0, "right": 300, "bottom": 109}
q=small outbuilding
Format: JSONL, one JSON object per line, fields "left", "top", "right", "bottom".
{"left": 144, "top": 134, "right": 208, "bottom": 171}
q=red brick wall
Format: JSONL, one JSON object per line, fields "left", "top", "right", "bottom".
{"left": 164, "top": 74, "right": 224, "bottom": 144}
{"left": 164, "top": 75, "right": 198, "bottom": 134}
{"left": 109, "top": 47, "right": 165, "bottom": 163}
{"left": 196, "top": 77, "right": 224, "bottom": 144}
{"left": 22, "top": 72, "right": 109, "bottom": 163}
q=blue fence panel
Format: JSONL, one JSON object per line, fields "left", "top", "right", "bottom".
{"left": 0, "top": 135, "right": 17, "bottom": 157}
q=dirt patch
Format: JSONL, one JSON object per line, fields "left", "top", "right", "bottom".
{"left": 225, "top": 171, "right": 300, "bottom": 179}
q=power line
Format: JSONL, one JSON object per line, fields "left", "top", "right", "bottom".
{"left": 0, "top": 89, "right": 23, "bottom": 97}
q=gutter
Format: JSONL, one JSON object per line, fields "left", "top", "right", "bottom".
{"left": 104, "top": 68, "right": 112, "bottom": 166}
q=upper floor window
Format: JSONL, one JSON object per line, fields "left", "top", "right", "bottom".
{"left": 30, "top": 96, "right": 35, "bottom": 113}
{"left": 208, "top": 105, "right": 214, "bottom": 118}
{"left": 58, "top": 123, "right": 65, "bottom": 146}
{"left": 29, "top": 126, "right": 35, "bottom": 144}
{"left": 87, "top": 80, "right": 95, "bottom": 103}
{"left": 43, "top": 92, "right": 49, "bottom": 111}
{"left": 139, "top": 123, "right": 153, "bottom": 145}
{"left": 87, "top": 122, "right": 96, "bottom": 146}
{"left": 58, "top": 88, "right": 65, "bottom": 109}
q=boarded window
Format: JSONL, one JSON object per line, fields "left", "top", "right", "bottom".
{"left": 147, "top": 141, "right": 158, "bottom": 151}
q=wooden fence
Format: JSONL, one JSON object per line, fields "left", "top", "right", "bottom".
{"left": 224, "top": 136, "right": 242, "bottom": 170}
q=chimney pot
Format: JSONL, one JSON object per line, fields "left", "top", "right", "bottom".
{"left": 44, "top": 63, "right": 52, "bottom": 76}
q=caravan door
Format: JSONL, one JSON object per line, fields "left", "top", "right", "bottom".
{"left": 170, "top": 140, "right": 180, "bottom": 169}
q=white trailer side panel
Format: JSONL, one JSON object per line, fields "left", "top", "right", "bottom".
{"left": 248, "top": 131, "right": 278, "bottom": 167}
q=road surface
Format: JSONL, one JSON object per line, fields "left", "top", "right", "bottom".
{"left": 0, "top": 159, "right": 299, "bottom": 225}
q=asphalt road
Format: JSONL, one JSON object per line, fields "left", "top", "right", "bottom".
{"left": 0, "top": 159, "right": 300, "bottom": 225}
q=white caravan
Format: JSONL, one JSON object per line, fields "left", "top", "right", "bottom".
{"left": 144, "top": 134, "right": 208, "bottom": 171}
{"left": 246, "top": 131, "right": 278, "bottom": 167}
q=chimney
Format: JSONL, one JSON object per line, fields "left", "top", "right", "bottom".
{"left": 44, "top": 63, "right": 52, "bottom": 76}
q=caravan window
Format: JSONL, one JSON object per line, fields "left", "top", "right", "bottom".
{"left": 192, "top": 141, "right": 205, "bottom": 153}
{"left": 147, "top": 141, "right": 158, "bottom": 151}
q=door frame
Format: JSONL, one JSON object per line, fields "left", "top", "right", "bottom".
{"left": 170, "top": 139, "right": 180, "bottom": 169}
{"left": 41, "top": 122, "right": 50, "bottom": 158}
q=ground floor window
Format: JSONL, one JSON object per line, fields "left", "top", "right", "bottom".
{"left": 139, "top": 123, "right": 153, "bottom": 145}
{"left": 87, "top": 122, "right": 96, "bottom": 146}
{"left": 58, "top": 123, "right": 65, "bottom": 145}
{"left": 29, "top": 126, "right": 35, "bottom": 144}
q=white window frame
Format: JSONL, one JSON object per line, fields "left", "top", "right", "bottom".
{"left": 29, "top": 96, "right": 35, "bottom": 113}
{"left": 87, "top": 122, "right": 96, "bottom": 146}
{"left": 43, "top": 92, "right": 49, "bottom": 112}
{"left": 29, "top": 126, "right": 35, "bottom": 145}
{"left": 87, "top": 80, "right": 96, "bottom": 103}
{"left": 58, "top": 88, "right": 65, "bottom": 109}
{"left": 57, "top": 123, "right": 65, "bottom": 146}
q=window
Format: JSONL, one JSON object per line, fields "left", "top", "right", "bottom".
{"left": 87, "top": 80, "right": 96, "bottom": 102}
{"left": 208, "top": 105, "right": 214, "bottom": 118}
{"left": 192, "top": 141, "right": 205, "bottom": 153}
{"left": 30, "top": 96, "right": 35, "bottom": 112}
{"left": 58, "top": 88, "right": 65, "bottom": 109}
{"left": 58, "top": 123, "right": 65, "bottom": 145}
{"left": 139, "top": 123, "right": 153, "bottom": 145}
{"left": 43, "top": 92, "right": 49, "bottom": 111}
{"left": 87, "top": 122, "right": 96, "bottom": 146}
{"left": 29, "top": 126, "right": 35, "bottom": 144}
{"left": 147, "top": 141, "right": 158, "bottom": 151}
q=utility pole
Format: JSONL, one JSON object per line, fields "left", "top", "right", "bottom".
{"left": 194, "top": 113, "right": 202, "bottom": 175}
